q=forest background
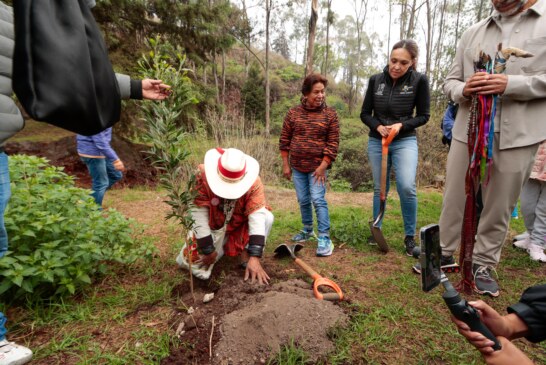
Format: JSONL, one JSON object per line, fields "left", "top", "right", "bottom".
{"left": 2, "top": 1, "right": 545, "bottom": 364}
{"left": 83, "top": 0, "right": 494, "bottom": 192}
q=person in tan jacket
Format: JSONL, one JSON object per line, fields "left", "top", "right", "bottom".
{"left": 439, "top": 0, "right": 546, "bottom": 297}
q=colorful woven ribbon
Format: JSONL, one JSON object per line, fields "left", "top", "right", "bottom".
{"left": 458, "top": 50, "right": 501, "bottom": 294}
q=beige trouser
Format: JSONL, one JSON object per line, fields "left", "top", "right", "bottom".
{"left": 439, "top": 133, "right": 538, "bottom": 267}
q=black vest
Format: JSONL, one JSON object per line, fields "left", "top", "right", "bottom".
{"left": 368, "top": 68, "right": 424, "bottom": 140}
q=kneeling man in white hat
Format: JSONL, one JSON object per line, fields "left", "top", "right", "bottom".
{"left": 177, "top": 147, "right": 273, "bottom": 285}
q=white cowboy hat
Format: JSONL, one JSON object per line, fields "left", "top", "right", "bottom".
{"left": 204, "top": 147, "right": 260, "bottom": 200}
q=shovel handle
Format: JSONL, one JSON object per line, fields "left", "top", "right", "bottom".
{"left": 314, "top": 276, "right": 344, "bottom": 301}
{"left": 294, "top": 259, "right": 344, "bottom": 301}
{"left": 294, "top": 258, "right": 321, "bottom": 281}
{"left": 379, "top": 130, "right": 396, "bottom": 200}
{"left": 321, "top": 293, "right": 343, "bottom": 301}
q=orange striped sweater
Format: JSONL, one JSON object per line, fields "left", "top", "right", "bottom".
{"left": 279, "top": 104, "right": 339, "bottom": 173}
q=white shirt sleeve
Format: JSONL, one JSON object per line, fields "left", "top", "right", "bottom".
{"left": 191, "top": 206, "right": 211, "bottom": 239}
{"left": 248, "top": 207, "right": 269, "bottom": 236}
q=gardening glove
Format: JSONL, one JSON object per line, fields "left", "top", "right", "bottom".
{"left": 244, "top": 257, "right": 270, "bottom": 285}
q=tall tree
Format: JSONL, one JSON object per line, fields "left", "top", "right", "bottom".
{"left": 305, "top": 0, "right": 319, "bottom": 75}
{"left": 272, "top": 31, "right": 291, "bottom": 59}
{"left": 264, "top": 0, "right": 272, "bottom": 137}
{"left": 347, "top": 0, "right": 370, "bottom": 114}
{"left": 321, "top": 0, "right": 334, "bottom": 75}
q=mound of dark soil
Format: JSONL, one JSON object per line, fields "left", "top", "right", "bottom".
{"left": 162, "top": 259, "right": 347, "bottom": 365}
{"left": 5, "top": 135, "right": 157, "bottom": 187}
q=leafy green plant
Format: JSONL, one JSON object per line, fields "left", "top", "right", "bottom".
{"left": 139, "top": 36, "right": 198, "bottom": 233}
{"left": 0, "top": 155, "right": 154, "bottom": 299}
{"left": 138, "top": 36, "right": 199, "bottom": 297}
{"left": 330, "top": 211, "right": 369, "bottom": 248}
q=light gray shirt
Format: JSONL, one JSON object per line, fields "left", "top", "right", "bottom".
{"left": 443, "top": 0, "right": 546, "bottom": 149}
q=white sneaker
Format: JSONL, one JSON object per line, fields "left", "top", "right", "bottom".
{"left": 513, "top": 231, "right": 529, "bottom": 243}
{"left": 0, "top": 339, "right": 33, "bottom": 365}
{"left": 513, "top": 237, "right": 532, "bottom": 250}
{"left": 528, "top": 243, "right": 546, "bottom": 263}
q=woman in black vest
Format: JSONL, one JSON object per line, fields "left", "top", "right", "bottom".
{"left": 360, "top": 39, "right": 430, "bottom": 256}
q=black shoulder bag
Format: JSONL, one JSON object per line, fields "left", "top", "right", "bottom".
{"left": 12, "top": 0, "right": 121, "bottom": 136}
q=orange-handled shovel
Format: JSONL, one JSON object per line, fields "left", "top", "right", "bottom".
{"left": 274, "top": 243, "right": 343, "bottom": 301}
{"left": 369, "top": 129, "right": 397, "bottom": 253}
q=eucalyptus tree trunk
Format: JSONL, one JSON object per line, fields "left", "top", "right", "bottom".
{"left": 264, "top": 0, "right": 272, "bottom": 137}
{"left": 454, "top": 0, "right": 463, "bottom": 50}
{"left": 322, "top": 0, "right": 333, "bottom": 75}
{"left": 213, "top": 52, "right": 220, "bottom": 105}
{"left": 387, "top": 0, "right": 392, "bottom": 59}
{"left": 349, "top": 0, "right": 369, "bottom": 114}
{"left": 477, "top": 0, "right": 488, "bottom": 21}
{"left": 305, "top": 0, "right": 319, "bottom": 76}
{"left": 425, "top": 0, "right": 432, "bottom": 75}
{"left": 405, "top": 0, "right": 418, "bottom": 39}
{"left": 241, "top": 0, "right": 250, "bottom": 75}
{"left": 432, "top": 0, "right": 448, "bottom": 92}
{"left": 221, "top": 50, "right": 226, "bottom": 105}
{"left": 399, "top": 0, "right": 408, "bottom": 40}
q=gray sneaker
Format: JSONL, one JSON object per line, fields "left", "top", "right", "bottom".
{"left": 473, "top": 264, "right": 499, "bottom": 297}
{"left": 291, "top": 230, "right": 316, "bottom": 242}
{"left": 512, "top": 231, "right": 529, "bottom": 243}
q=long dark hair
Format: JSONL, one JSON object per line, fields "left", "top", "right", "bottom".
{"left": 301, "top": 73, "right": 328, "bottom": 96}
{"left": 392, "top": 39, "right": 419, "bottom": 71}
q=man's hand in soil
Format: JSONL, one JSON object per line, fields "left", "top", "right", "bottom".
{"left": 244, "top": 256, "right": 270, "bottom": 285}
{"left": 196, "top": 251, "right": 218, "bottom": 268}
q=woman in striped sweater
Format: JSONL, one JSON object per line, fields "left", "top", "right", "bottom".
{"left": 279, "top": 74, "right": 340, "bottom": 257}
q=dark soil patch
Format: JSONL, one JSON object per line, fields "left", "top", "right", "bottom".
{"left": 162, "top": 257, "right": 348, "bottom": 365}
{"left": 5, "top": 135, "right": 157, "bottom": 188}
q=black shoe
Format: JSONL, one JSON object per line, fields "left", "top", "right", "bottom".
{"left": 404, "top": 236, "right": 416, "bottom": 256}
{"left": 412, "top": 255, "right": 460, "bottom": 274}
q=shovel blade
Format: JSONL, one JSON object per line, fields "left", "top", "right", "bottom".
{"left": 274, "top": 243, "right": 304, "bottom": 259}
{"left": 369, "top": 221, "right": 389, "bottom": 253}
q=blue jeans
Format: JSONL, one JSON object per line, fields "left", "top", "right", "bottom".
{"left": 81, "top": 157, "right": 122, "bottom": 206}
{"left": 0, "top": 312, "right": 6, "bottom": 341}
{"left": 368, "top": 136, "right": 418, "bottom": 236}
{"left": 0, "top": 153, "right": 11, "bottom": 258}
{"left": 292, "top": 168, "right": 330, "bottom": 236}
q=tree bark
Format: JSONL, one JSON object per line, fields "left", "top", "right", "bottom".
{"left": 221, "top": 50, "right": 226, "bottom": 106}
{"left": 305, "top": 0, "right": 318, "bottom": 76}
{"left": 265, "top": 0, "right": 272, "bottom": 137}
{"left": 322, "top": 0, "right": 333, "bottom": 75}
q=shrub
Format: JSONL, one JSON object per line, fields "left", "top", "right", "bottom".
{"left": 0, "top": 155, "right": 155, "bottom": 299}
{"left": 330, "top": 211, "right": 369, "bottom": 248}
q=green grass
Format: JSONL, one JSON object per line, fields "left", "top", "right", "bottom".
{"left": 3, "top": 186, "right": 546, "bottom": 364}
{"left": 10, "top": 120, "right": 75, "bottom": 143}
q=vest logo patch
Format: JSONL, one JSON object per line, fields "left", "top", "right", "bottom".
{"left": 375, "top": 83, "right": 385, "bottom": 96}
{"left": 399, "top": 84, "right": 414, "bottom": 95}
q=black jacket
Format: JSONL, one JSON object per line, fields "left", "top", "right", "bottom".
{"left": 508, "top": 284, "right": 546, "bottom": 343}
{"left": 360, "top": 67, "right": 430, "bottom": 141}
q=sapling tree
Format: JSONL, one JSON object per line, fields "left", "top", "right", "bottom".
{"left": 138, "top": 36, "right": 200, "bottom": 298}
